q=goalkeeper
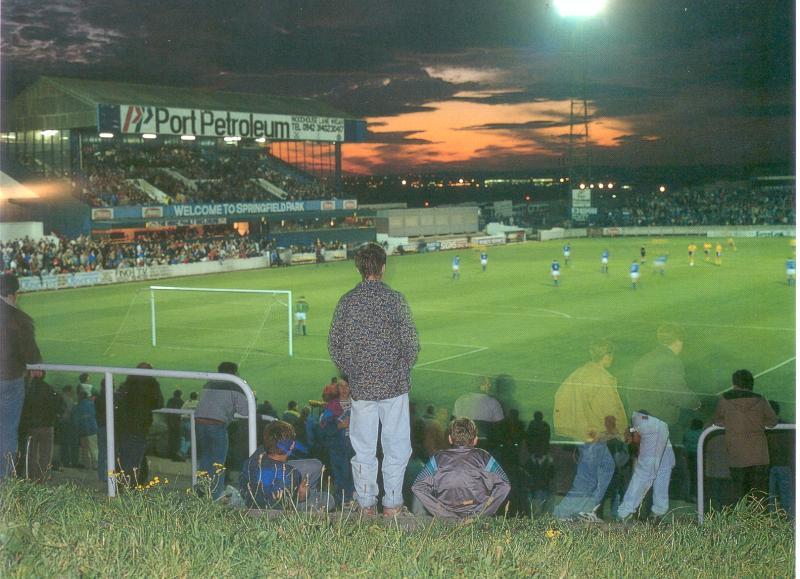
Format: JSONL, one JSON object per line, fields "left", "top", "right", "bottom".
{"left": 295, "top": 296, "right": 309, "bottom": 336}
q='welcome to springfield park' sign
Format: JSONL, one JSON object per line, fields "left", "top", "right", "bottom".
{"left": 98, "top": 104, "right": 346, "bottom": 142}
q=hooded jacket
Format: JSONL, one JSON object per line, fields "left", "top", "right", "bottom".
{"left": 712, "top": 389, "right": 778, "bottom": 468}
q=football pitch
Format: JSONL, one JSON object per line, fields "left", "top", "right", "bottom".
{"left": 23, "top": 236, "right": 796, "bottom": 429}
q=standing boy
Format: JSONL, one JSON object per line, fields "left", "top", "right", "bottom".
{"left": 328, "top": 243, "right": 419, "bottom": 516}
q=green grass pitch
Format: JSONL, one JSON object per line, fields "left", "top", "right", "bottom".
{"left": 23, "top": 236, "right": 796, "bottom": 428}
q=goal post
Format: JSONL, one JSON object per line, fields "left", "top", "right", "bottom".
{"left": 149, "top": 285, "right": 293, "bottom": 356}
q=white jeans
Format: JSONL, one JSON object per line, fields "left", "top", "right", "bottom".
{"left": 618, "top": 412, "right": 675, "bottom": 518}
{"left": 350, "top": 393, "right": 411, "bottom": 509}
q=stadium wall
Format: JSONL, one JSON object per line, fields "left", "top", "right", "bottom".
{"left": 17, "top": 256, "right": 269, "bottom": 293}
{"left": 538, "top": 225, "right": 795, "bottom": 240}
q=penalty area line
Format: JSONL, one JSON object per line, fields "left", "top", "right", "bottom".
{"left": 415, "top": 346, "right": 488, "bottom": 368}
{"left": 716, "top": 356, "right": 796, "bottom": 394}
{"left": 755, "top": 356, "right": 796, "bottom": 379}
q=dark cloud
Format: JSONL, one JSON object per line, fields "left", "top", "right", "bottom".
{"left": 1, "top": 0, "right": 794, "bottom": 171}
{"left": 461, "top": 120, "right": 570, "bottom": 131}
{"left": 365, "top": 130, "right": 436, "bottom": 145}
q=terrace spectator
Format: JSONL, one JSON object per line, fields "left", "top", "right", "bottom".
{"left": 766, "top": 401, "right": 794, "bottom": 517}
{"left": 319, "top": 383, "right": 354, "bottom": 504}
{"left": 328, "top": 242, "right": 420, "bottom": 516}
{"left": 55, "top": 385, "right": 79, "bottom": 469}
{"left": 72, "top": 388, "right": 98, "bottom": 470}
{"left": 180, "top": 391, "right": 199, "bottom": 458}
{"left": 552, "top": 339, "right": 626, "bottom": 521}
{"left": 239, "top": 420, "right": 333, "bottom": 511}
{"left": 116, "top": 363, "right": 164, "bottom": 483}
{"left": 526, "top": 411, "right": 551, "bottom": 457}
{"left": 682, "top": 418, "right": 705, "bottom": 500}
{"left": 0, "top": 272, "right": 43, "bottom": 481}
{"left": 616, "top": 411, "right": 675, "bottom": 522}
{"left": 195, "top": 362, "right": 248, "bottom": 500}
{"left": 712, "top": 369, "right": 778, "bottom": 503}
{"left": 166, "top": 389, "right": 185, "bottom": 461}
{"left": 628, "top": 324, "right": 700, "bottom": 442}
{"left": 20, "top": 372, "right": 63, "bottom": 481}
{"left": 453, "top": 378, "right": 504, "bottom": 447}
{"left": 78, "top": 373, "right": 94, "bottom": 398}
{"left": 412, "top": 417, "right": 510, "bottom": 519}
{"left": 705, "top": 430, "right": 733, "bottom": 511}
{"left": 282, "top": 401, "right": 302, "bottom": 432}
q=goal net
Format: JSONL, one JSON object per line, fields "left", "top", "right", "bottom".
{"left": 149, "top": 286, "right": 293, "bottom": 357}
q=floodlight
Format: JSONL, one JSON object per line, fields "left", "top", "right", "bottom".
{"left": 142, "top": 133, "right": 157, "bottom": 140}
{"left": 555, "top": 0, "right": 606, "bottom": 18}
{"left": 254, "top": 137, "right": 266, "bottom": 143}
{"left": 40, "top": 130, "right": 58, "bottom": 137}
{"left": 181, "top": 135, "right": 196, "bottom": 141}
{"left": 579, "top": 183, "right": 586, "bottom": 189}
{"left": 607, "top": 183, "right": 613, "bottom": 189}
{"left": 659, "top": 185, "right": 666, "bottom": 192}
{"left": 598, "top": 182, "right": 604, "bottom": 189}
{"left": 224, "top": 136, "right": 241, "bottom": 142}
{"left": 99, "top": 132, "right": 114, "bottom": 139}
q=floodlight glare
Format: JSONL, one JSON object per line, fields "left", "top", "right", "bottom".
{"left": 99, "top": 132, "right": 114, "bottom": 139}
{"left": 40, "top": 130, "right": 59, "bottom": 137}
{"left": 181, "top": 135, "right": 196, "bottom": 141}
{"left": 555, "top": 0, "right": 606, "bottom": 18}
{"left": 142, "top": 133, "right": 157, "bottom": 140}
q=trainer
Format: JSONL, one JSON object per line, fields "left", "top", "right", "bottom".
{"left": 328, "top": 243, "right": 419, "bottom": 516}
{"left": 0, "top": 273, "right": 43, "bottom": 480}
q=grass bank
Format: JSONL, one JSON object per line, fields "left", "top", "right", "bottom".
{"left": 0, "top": 480, "right": 794, "bottom": 577}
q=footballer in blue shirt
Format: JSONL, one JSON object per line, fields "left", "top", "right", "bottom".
{"left": 787, "top": 258, "right": 795, "bottom": 286}
{"left": 480, "top": 251, "right": 488, "bottom": 272}
{"left": 551, "top": 259, "right": 561, "bottom": 286}
{"left": 630, "top": 260, "right": 640, "bottom": 289}
{"left": 452, "top": 255, "right": 461, "bottom": 280}
{"left": 654, "top": 254, "right": 668, "bottom": 276}
{"left": 601, "top": 249, "right": 609, "bottom": 273}
{"left": 563, "top": 243, "right": 571, "bottom": 265}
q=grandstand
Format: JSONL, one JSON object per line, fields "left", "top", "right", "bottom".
{"left": 1, "top": 76, "right": 370, "bottom": 248}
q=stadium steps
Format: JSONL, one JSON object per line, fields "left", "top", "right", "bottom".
{"left": 160, "top": 168, "right": 197, "bottom": 191}
{"left": 128, "top": 178, "right": 172, "bottom": 204}
{"left": 255, "top": 178, "right": 288, "bottom": 200}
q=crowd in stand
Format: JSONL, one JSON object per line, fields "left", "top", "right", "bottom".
{"left": 76, "top": 145, "right": 332, "bottom": 207}
{"left": 0, "top": 230, "right": 264, "bottom": 276}
{"left": 598, "top": 186, "right": 795, "bottom": 227}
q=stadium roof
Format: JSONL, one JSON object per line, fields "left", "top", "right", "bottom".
{"left": 6, "top": 76, "right": 359, "bottom": 132}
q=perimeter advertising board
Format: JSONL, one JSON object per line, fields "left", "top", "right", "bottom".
{"left": 99, "top": 104, "right": 346, "bottom": 142}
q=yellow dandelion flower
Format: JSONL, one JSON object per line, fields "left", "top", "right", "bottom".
{"left": 545, "top": 529, "right": 561, "bottom": 539}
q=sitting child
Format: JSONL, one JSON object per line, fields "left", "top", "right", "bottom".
{"left": 240, "top": 420, "right": 332, "bottom": 511}
{"left": 412, "top": 417, "right": 511, "bottom": 518}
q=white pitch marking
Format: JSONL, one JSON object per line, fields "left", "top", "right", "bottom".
{"left": 715, "top": 356, "right": 796, "bottom": 395}
{"left": 415, "top": 346, "right": 488, "bottom": 368}
{"left": 755, "top": 356, "right": 796, "bottom": 378}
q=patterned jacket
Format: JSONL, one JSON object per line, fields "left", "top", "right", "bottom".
{"left": 328, "top": 279, "right": 419, "bottom": 401}
{"left": 412, "top": 446, "right": 510, "bottom": 518}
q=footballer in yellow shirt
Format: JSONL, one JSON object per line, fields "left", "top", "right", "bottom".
{"left": 688, "top": 243, "right": 697, "bottom": 266}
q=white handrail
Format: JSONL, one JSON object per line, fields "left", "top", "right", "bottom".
{"left": 27, "top": 363, "right": 258, "bottom": 498}
{"left": 696, "top": 423, "right": 795, "bottom": 523}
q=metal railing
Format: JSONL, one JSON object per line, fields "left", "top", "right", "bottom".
{"left": 27, "top": 363, "right": 258, "bottom": 498}
{"left": 696, "top": 423, "right": 795, "bottom": 524}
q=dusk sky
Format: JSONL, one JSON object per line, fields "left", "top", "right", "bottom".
{"left": 2, "top": 1, "right": 794, "bottom": 174}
